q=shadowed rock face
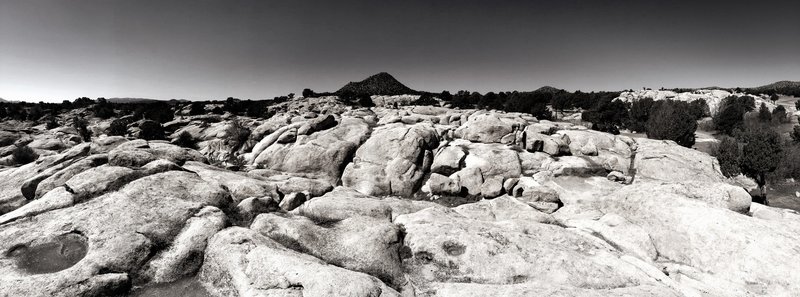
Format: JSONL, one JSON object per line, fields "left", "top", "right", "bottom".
{"left": 126, "top": 277, "right": 211, "bottom": 297}
{"left": 8, "top": 232, "right": 88, "bottom": 274}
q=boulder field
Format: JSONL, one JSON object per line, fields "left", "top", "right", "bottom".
{"left": 0, "top": 100, "right": 799, "bottom": 297}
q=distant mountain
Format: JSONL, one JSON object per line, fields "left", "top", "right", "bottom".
{"left": 746, "top": 80, "right": 800, "bottom": 96}
{"left": 107, "top": 97, "right": 190, "bottom": 104}
{"left": 534, "top": 86, "right": 566, "bottom": 94}
{"left": 336, "top": 72, "right": 418, "bottom": 96}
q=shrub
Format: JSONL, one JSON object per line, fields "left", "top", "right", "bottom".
{"left": 714, "top": 96, "right": 753, "bottom": 135}
{"left": 72, "top": 117, "right": 91, "bottom": 142}
{"left": 174, "top": 131, "right": 197, "bottom": 149}
{"left": 714, "top": 136, "right": 740, "bottom": 177}
{"left": 357, "top": 94, "right": 375, "bottom": 107}
{"left": 791, "top": 125, "right": 800, "bottom": 143}
{"left": 189, "top": 102, "right": 206, "bottom": 116}
{"left": 45, "top": 118, "right": 59, "bottom": 129}
{"left": 412, "top": 93, "right": 437, "bottom": 106}
{"left": 12, "top": 145, "right": 38, "bottom": 165}
{"left": 645, "top": 100, "right": 697, "bottom": 147}
{"left": 225, "top": 118, "right": 250, "bottom": 151}
{"left": 627, "top": 98, "right": 655, "bottom": 132}
{"left": 582, "top": 97, "right": 627, "bottom": 134}
{"left": 772, "top": 105, "right": 788, "bottom": 123}
{"left": 741, "top": 127, "right": 783, "bottom": 200}
{"left": 138, "top": 120, "right": 165, "bottom": 140}
{"left": 107, "top": 119, "right": 128, "bottom": 136}
{"left": 302, "top": 88, "right": 315, "bottom": 98}
{"left": 757, "top": 103, "right": 771, "bottom": 123}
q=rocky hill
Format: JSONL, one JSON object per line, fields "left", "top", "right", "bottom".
{"left": 614, "top": 89, "right": 777, "bottom": 115}
{"left": 747, "top": 80, "right": 800, "bottom": 96}
{"left": 336, "top": 72, "right": 418, "bottom": 96}
{"left": 0, "top": 97, "right": 799, "bottom": 297}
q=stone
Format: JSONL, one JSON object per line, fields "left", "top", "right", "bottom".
{"left": 511, "top": 177, "right": 560, "bottom": 203}
{"left": 502, "top": 177, "right": 519, "bottom": 193}
{"left": 634, "top": 138, "right": 724, "bottom": 183}
{"left": 428, "top": 173, "right": 461, "bottom": 195}
{"left": 342, "top": 123, "right": 439, "bottom": 196}
{"left": 528, "top": 201, "right": 560, "bottom": 214}
{"left": 479, "top": 176, "right": 504, "bottom": 198}
{"left": 252, "top": 213, "right": 405, "bottom": 286}
{"left": 451, "top": 195, "right": 555, "bottom": 224}
{"left": 431, "top": 146, "right": 466, "bottom": 175}
{"left": 184, "top": 161, "right": 279, "bottom": 204}
{"left": 607, "top": 171, "right": 626, "bottom": 182}
{"left": 234, "top": 196, "right": 279, "bottom": 225}
{"left": 254, "top": 117, "right": 370, "bottom": 184}
{"left": 276, "top": 127, "right": 297, "bottom": 143}
{"left": 199, "top": 227, "right": 400, "bottom": 297}
{"left": 291, "top": 187, "right": 393, "bottom": 222}
{"left": 589, "top": 184, "right": 800, "bottom": 296}
{"left": 279, "top": 192, "right": 307, "bottom": 211}
{"left": 0, "top": 171, "right": 232, "bottom": 296}
{"left": 454, "top": 113, "right": 518, "bottom": 143}
{"left": 139, "top": 206, "right": 227, "bottom": 283}
{"left": 395, "top": 207, "right": 675, "bottom": 295}
{"left": 65, "top": 165, "right": 138, "bottom": 200}
{"left": 453, "top": 167, "right": 483, "bottom": 196}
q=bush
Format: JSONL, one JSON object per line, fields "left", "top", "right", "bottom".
{"left": 714, "top": 136, "right": 740, "bottom": 177}
{"left": 225, "top": 118, "right": 250, "bottom": 151}
{"left": 357, "top": 94, "right": 375, "bottom": 107}
{"left": 174, "top": 131, "right": 197, "bottom": 149}
{"left": 741, "top": 127, "right": 783, "bottom": 199}
{"left": 714, "top": 96, "right": 754, "bottom": 135}
{"left": 582, "top": 97, "right": 627, "bottom": 134}
{"left": 412, "top": 93, "right": 437, "bottom": 106}
{"left": 772, "top": 105, "right": 788, "bottom": 123}
{"left": 791, "top": 125, "right": 800, "bottom": 143}
{"left": 138, "top": 120, "right": 165, "bottom": 140}
{"left": 627, "top": 98, "right": 655, "bottom": 132}
{"left": 45, "top": 118, "right": 59, "bottom": 129}
{"left": 645, "top": 100, "right": 698, "bottom": 147}
{"left": 12, "top": 145, "right": 38, "bottom": 165}
{"left": 189, "top": 102, "right": 206, "bottom": 116}
{"left": 107, "top": 119, "right": 128, "bottom": 136}
{"left": 757, "top": 103, "right": 772, "bottom": 123}
{"left": 72, "top": 117, "right": 91, "bottom": 142}
{"left": 302, "top": 88, "right": 315, "bottom": 98}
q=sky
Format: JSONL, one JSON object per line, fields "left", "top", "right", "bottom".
{"left": 1, "top": 0, "right": 799, "bottom": 102}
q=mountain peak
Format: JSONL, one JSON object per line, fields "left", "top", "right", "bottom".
{"left": 336, "top": 72, "right": 417, "bottom": 96}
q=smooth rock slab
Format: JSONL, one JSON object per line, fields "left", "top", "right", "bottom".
{"left": 199, "top": 227, "right": 400, "bottom": 297}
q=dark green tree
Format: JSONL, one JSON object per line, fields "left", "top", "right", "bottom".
{"left": 627, "top": 98, "right": 655, "bottom": 132}
{"left": 714, "top": 96, "right": 754, "bottom": 135}
{"left": 107, "top": 119, "right": 128, "bottom": 136}
{"left": 174, "top": 131, "right": 197, "bottom": 149}
{"left": 72, "top": 117, "right": 91, "bottom": 142}
{"left": 791, "top": 125, "right": 800, "bottom": 143}
{"left": 138, "top": 120, "right": 165, "bottom": 140}
{"left": 12, "top": 145, "right": 38, "bottom": 165}
{"left": 645, "top": 100, "right": 698, "bottom": 147}
{"left": 439, "top": 91, "right": 453, "bottom": 101}
{"left": 714, "top": 136, "right": 741, "bottom": 177}
{"left": 772, "top": 105, "right": 788, "bottom": 123}
{"left": 757, "top": 103, "right": 772, "bottom": 122}
{"left": 741, "top": 128, "right": 783, "bottom": 203}
{"left": 189, "top": 102, "right": 206, "bottom": 116}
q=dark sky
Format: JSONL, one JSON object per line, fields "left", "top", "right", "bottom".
{"left": 1, "top": 0, "right": 799, "bottom": 102}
